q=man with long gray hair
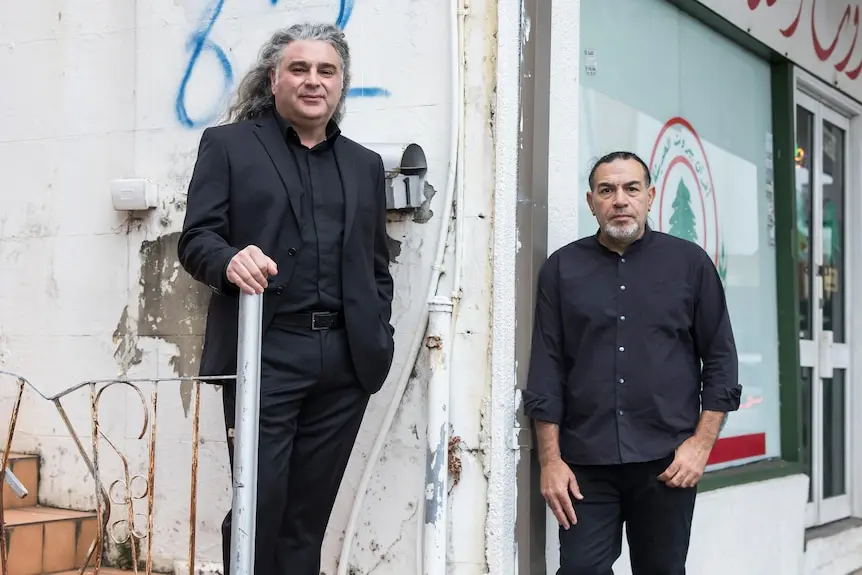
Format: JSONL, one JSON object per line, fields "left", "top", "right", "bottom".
{"left": 178, "top": 22, "right": 395, "bottom": 574}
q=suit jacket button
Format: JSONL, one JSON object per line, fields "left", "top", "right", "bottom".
{"left": 276, "top": 286, "right": 284, "bottom": 295}
{"left": 288, "top": 248, "right": 297, "bottom": 256}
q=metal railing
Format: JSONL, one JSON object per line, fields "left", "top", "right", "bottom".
{"left": 0, "top": 293, "right": 263, "bottom": 575}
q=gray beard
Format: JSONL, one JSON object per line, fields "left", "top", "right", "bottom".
{"left": 603, "top": 220, "right": 641, "bottom": 242}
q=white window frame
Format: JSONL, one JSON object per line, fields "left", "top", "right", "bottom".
{"left": 794, "top": 66, "right": 862, "bottom": 528}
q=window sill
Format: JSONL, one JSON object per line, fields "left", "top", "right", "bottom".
{"left": 805, "top": 517, "right": 862, "bottom": 543}
{"left": 699, "top": 458, "right": 804, "bottom": 492}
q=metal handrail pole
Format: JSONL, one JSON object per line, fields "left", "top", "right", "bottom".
{"left": 229, "top": 292, "right": 264, "bottom": 575}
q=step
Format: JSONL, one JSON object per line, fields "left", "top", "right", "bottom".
{"left": 49, "top": 570, "right": 139, "bottom": 575}
{"left": 2, "top": 453, "right": 38, "bottom": 510}
{"left": 1, "top": 506, "right": 97, "bottom": 575}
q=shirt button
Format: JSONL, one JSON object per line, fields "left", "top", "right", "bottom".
{"left": 619, "top": 346, "right": 625, "bottom": 352}
{"left": 618, "top": 378, "right": 624, "bottom": 383}
{"left": 619, "top": 410, "right": 624, "bottom": 416}
{"left": 620, "top": 285, "right": 626, "bottom": 290}
{"left": 621, "top": 258, "right": 626, "bottom": 263}
{"left": 620, "top": 315, "right": 626, "bottom": 321}
{"left": 276, "top": 286, "right": 284, "bottom": 295}
{"left": 288, "top": 248, "right": 297, "bottom": 256}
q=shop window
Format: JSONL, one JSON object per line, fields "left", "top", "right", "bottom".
{"left": 579, "top": 0, "right": 780, "bottom": 469}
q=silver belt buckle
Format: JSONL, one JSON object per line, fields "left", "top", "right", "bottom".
{"left": 311, "top": 311, "right": 328, "bottom": 330}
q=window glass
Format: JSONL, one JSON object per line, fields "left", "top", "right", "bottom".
{"left": 580, "top": 0, "right": 781, "bottom": 467}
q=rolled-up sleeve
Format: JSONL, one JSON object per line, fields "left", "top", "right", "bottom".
{"left": 692, "top": 254, "right": 742, "bottom": 412}
{"left": 523, "top": 254, "right": 567, "bottom": 424}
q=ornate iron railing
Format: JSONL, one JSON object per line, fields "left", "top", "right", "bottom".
{"left": 0, "top": 293, "right": 263, "bottom": 575}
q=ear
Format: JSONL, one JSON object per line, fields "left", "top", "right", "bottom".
{"left": 586, "top": 189, "right": 595, "bottom": 215}
{"left": 270, "top": 68, "right": 278, "bottom": 95}
{"left": 647, "top": 184, "right": 656, "bottom": 210}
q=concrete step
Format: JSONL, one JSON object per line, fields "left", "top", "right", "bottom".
{"left": 1, "top": 506, "right": 98, "bottom": 575}
{"left": 48, "top": 570, "right": 145, "bottom": 575}
{"left": 2, "top": 453, "right": 38, "bottom": 510}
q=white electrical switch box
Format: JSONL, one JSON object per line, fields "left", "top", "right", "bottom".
{"left": 111, "top": 178, "right": 158, "bottom": 211}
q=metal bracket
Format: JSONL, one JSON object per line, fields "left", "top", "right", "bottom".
{"left": 509, "top": 426, "right": 533, "bottom": 450}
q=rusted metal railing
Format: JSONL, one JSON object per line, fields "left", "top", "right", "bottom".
{"left": 0, "top": 292, "right": 263, "bottom": 575}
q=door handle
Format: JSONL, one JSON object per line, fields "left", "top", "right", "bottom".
{"left": 819, "top": 330, "right": 834, "bottom": 379}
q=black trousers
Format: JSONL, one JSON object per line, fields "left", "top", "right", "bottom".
{"left": 557, "top": 455, "right": 697, "bottom": 575}
{"left": 220, "top": 322, "right": 370, "bottom": 575}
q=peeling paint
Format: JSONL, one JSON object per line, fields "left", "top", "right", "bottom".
{"left": 424, "top": 422, "right": 447, "bottom": 525}
{"left": 384, "top": 234, "right": 402, "bottom": 262}
{"left": 412, "top": 182, "right": 437, "bottom": 224}
{"left": 112, "top": 232, "right": 210, "bottom": 413}
{"left": 136, "top": 232, "right": 210, "bottom": 414}
{"left": 112, "top": 305, "right": 143, "bottom": 374}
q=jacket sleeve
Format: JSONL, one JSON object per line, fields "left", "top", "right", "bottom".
{"left": 177, "top": 127, "right": 240, "bottom": 297}
{"left": 373, "top": 155, "right": 395, "bottom": 330}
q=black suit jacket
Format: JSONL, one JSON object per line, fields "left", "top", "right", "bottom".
{"left": 177, "top": 110, "right": 395, "bottom": 395}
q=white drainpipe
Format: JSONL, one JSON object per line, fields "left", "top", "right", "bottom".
{"left": 423, "top": 295, "right": 455, "bottom": 574}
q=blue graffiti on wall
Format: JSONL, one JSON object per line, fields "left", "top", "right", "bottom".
{"left": 175, "top": 0, "right": 391, "bottom": 128}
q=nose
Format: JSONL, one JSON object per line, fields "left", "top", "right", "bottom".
{"left": 305, "top": 69, "right": 321, "bottom": 86}
{"left": 612, "top": 189, "right": 629, "bottom": 207}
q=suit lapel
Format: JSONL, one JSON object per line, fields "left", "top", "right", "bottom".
{"left": 253, "top": 114, "right": 303, "bottom": 225}
{"left": 335, "top": 138, "right": 358, "bottom": 245}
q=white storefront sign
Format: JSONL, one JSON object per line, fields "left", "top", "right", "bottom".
{"left": 696, "top": 0, "right": 862, "bottom": 103}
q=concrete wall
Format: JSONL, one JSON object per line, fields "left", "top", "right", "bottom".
{"left": 0, "top": 1, "right": 498, "bottom": 573}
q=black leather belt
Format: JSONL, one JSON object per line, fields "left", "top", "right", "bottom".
{"left": 271, "top": 311, "right": 343, "bottom": 331}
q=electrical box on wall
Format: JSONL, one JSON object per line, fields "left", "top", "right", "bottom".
{"left": 361, "top": 143, "right": 428, "bottom": 210}
{"left": 110, "top": 178, "right": 158, "bottom": 211}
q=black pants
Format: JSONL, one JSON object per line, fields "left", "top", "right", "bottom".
{"left": 220, "top": 322, "right": 370, "bottom": 575}
{"left": 557, "top": 455, "right": 697, "bottom": 575}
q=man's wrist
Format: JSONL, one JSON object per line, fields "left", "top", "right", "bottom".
{"left": 538, "top": 452, "right": 562, "bottom": 467}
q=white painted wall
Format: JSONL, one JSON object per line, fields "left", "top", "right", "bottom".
{"left": 0, "top": 1, "right": 499, "bottom": 573}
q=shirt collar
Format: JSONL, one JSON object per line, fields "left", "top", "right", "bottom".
{"left": 273, "top": 107, "right": 341, "bottom": 149}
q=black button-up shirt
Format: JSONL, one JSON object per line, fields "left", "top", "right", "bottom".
{"left": 274, "top": 111, "right": 345, "bottom": 314}
{"left": 524, "top": 227, "right": 742, "bottom": 465}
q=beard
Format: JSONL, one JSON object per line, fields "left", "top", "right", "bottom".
{"left": 603, "top": 218, "right": 641, "bottom": 242}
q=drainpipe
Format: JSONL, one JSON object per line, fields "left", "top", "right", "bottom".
{"left": 423, "top": 295, "right": 454, "bottom": 575}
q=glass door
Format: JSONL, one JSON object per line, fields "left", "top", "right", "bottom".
{"left": 795, "top": 91, "right": 852, "bottom": 528}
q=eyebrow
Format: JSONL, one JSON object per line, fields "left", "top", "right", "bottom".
{"left": 597, "top": 180, "right": 642, "bottom": 189}
{"left": 287, "top": 59, "right": 338, "bottom": 69}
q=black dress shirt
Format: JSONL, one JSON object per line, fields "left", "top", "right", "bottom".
{"left": 524, "top": 227, "right": 742, "bottom": 465}
{"left": 274, "top": 111, "right": 345, "bottom": 314}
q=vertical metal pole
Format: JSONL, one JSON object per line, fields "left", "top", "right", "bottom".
{"left": 230, "top": 292, "right": 263, "bottom": 575}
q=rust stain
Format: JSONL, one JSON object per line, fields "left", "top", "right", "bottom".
{"left": 448, "top": 435, "right": 463, "bottom": 487}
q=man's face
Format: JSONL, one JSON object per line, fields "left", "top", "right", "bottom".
{"left": 270, "top": 40, "right": 343, "bottom": 125}
{"left": 587, "top": 158, "right": 655, "bottom": 243}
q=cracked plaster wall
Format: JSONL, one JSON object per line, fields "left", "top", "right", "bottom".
{"left": 0, "top": 1, "right": 498, "bottom": 573}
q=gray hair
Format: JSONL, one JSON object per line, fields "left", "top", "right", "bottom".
{"left": 224, "top": 22, "right": 352, "bottom": 124}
